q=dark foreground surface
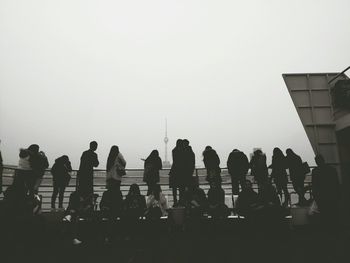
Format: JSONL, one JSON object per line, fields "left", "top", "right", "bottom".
{"left": 0, "top": 211, "right": 349, "bottom": 263}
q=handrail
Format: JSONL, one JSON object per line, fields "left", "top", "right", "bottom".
{"left": 2, "top": 165, "right": 318, "bottom": 173}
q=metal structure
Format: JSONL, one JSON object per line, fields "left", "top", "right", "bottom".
{"left": 162, "top": 118, "right": 171, "bottom": 168}
{"left": 283, "top": 71, "right": 350, "bottom": 182}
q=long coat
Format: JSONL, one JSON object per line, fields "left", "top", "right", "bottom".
{"left": 143, "top": 156, "right": 162, "bottom": 184}
{"left": 77, "top": 149, "right": 99, "bottom": 196}
{"left": 169, "top": 147, "right": 186, "bottom": 188}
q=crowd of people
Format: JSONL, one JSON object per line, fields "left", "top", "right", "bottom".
{"left": 0, "top": 140, "right": 341, "bottom": 244}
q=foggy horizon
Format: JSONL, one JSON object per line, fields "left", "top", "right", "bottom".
{"left": 1, "top": 0, "right": 350, "bottom": 169}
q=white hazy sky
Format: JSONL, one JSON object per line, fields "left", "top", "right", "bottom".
{"left": 1, "top": 0, "right": 350, "bottom": 169}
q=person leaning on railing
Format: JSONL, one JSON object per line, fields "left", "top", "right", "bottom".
{"left": 51, "top": 155, "right": 72, "bottom": 209}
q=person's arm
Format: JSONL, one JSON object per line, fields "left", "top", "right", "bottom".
{"left": 158, "top": 158, "right": 163, "bottom": 170}
{"left": 161, "top": 194, "right": 168, "bottom": 210}
{"left": 93, "top": 153, "right": 99, "bottom": 167}
{"left": 146, "top": 195, "right": 153, "bottom": 208}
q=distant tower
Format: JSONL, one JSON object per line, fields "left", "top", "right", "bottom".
{"left": 163, "top": 119, "right": 171, "bottom": 168}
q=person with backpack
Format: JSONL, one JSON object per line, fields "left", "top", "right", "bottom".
{"left": 146, "top": 184, "right": 168, "bottom": 219}
{"left": 51, "top": 155, "right": 72, "bottom": 209}
{"left": 143, "top": 150, "right": 162, "bottom": 196}
{"left": 106, "top": 145, "right": 126, "bottom": 188}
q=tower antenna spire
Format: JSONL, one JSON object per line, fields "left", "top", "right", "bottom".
{"left": 163, "top": 118, "right": 171, "bottom": 168}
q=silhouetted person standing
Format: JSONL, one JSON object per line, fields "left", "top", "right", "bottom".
{"left": 106, "top": 145, "right": 126, "bottom": 188}
{"left": 51, "top": 155, "right": 72, "bottom": 209}
{"left": 203, "top": 146, "right": 221, "bottom": 184}
{"left": 169, "top": 139, "right": 184, "bottom": 206}
{"left": 312, "top": 154, "right": 340, "bottom": 225}
{"left": 17, "top": 147, "right": 33, "bottom": 196}
{"left": 270, "top": 147, "right": 290, "bottom": 206}
{"left": 32, "top": 150, "right": 49, "bottom": 194}
{"left": 77, "top": 141, "right": 99, "bottom": 197}
{"left": 286, "top": 148, "right": 306, "bottom": 205}
{"left": 250, "top": 149, "right": 268, "bottom": 191}
{"left": 143, "top": 150, "right": 162, "bottom": 196}
{"left": 0, "top": 140, "right": 3, "bottom": 193}
{"left": 227, "top": 149, "right": 249, "bottom": 198}
{"left": 183, "top": 139, "right": 195, "bottom": 189}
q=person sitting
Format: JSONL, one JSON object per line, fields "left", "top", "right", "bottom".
{"left": 100, "top": 179, "right": 123, "bottom": 219}
{"left": 236, "top": 180, "right": 259, "bottom": 218}
{"left": 3, "top": 176, "right": 27, "bottom": 218}
{"left": 254, "top": 181, "right": 284, "bottom": 223}
{"left": 63, "top": 189, "right": 98, "bottom": 245}
{"left": 207, "top": 181, "right": 230, "bottom": 219}
{"left": 183, "top": 177, "right": 208, "bottom": 217}
{"left": 146, "top": 184, "right": 168, "bottom": 219}
{"left": 123, "top": 184, "right": 146, "bottom": 220}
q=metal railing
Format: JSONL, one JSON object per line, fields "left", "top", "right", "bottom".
{"left": 1, "top": 165, "right": 313, "bottom": 210}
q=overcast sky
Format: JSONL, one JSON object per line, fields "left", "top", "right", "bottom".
{"left": 1, "top": 0, "right": 349, "bottom": 169}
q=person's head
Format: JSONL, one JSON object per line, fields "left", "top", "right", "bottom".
{"left": 107, "top": 145, "right": 119, "bottom": 171}
{"left": 273, "top": 147, "right": 284, "bottom": 158}
{"left": 19, "top": 148, "right": 29, "bottom": 158}
{"left": 128, "top": 184, "right": 141, "bottom": 196}
{"left": 176, "top": 139, "right": 183, "bottom": 148}
{"left": 89, "top": 141, "right": 98, "bottom": 151}
{"left": 62, "top": 155, "right": 69, "bottom": 162}
{"left": 286, "top": 148, "right": 294, "bottom": 156}
{"left": 315, "top": 154, "right": 326, "bottom": 166}
{"left": 254, "top": 149, "right": 262, "bottom": 156}
{"left": 149, "top": 150, "right": 159, "bottom": 159}
{"left": 183, "top": 139, "right": 189, "bottom": 147}
{"left": 232, "top": 149, "right": 239, "bottom": 153}
{"left": 28, "top": 144, "right": 39, "bottom": 154}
